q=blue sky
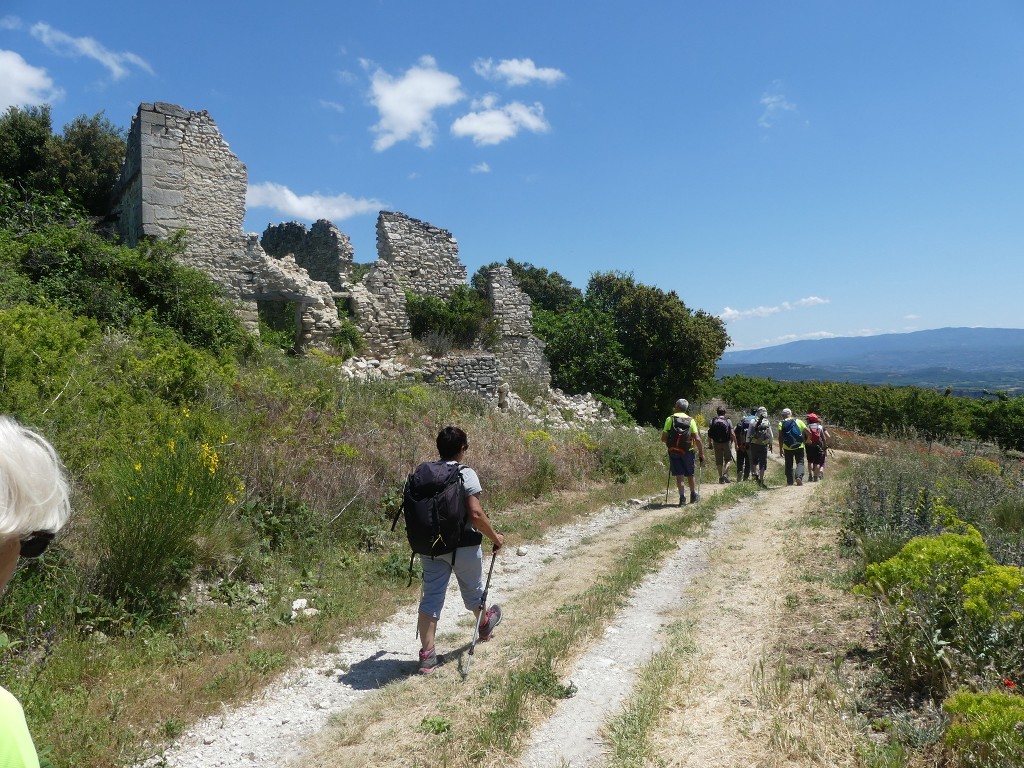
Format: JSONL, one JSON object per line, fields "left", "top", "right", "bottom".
{"left": 2, "top": 1, "right": 1022, "bottom": 350}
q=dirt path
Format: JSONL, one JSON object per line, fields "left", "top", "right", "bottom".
{"left": 160, "top": 464, "right": 847, "bottom": 768}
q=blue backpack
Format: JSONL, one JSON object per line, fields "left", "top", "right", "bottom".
{"left": 781, "top": 418, "right": 803, "bottom": 448}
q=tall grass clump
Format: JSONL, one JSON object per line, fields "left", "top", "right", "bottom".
{"left": 93, "top": 424, "right": 241, "bottom": 617}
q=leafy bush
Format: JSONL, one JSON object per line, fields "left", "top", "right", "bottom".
{"left": 943, "top": 689, "right": 1024, "bottom": 768}
{"left": 406, "top": 285, "right": 493, "bottom": 349}
{"left": 421, "top": 329, "right": 454, "bottom": 357}
{"left": 331, "top": 318, "right": 366, "bottom": 359}
{"left": 591, "top": 426, "right": 661, "bottom": 483}
{"left": 962, "top": 565, "right": 1024, "bottom": 626}
{"left": 14, "top": 226, "right": 253, "bottom": 356}
{"left": 863, "top": 530, "right": 993, "bottom": 610}
{"left": 93, "top": 427, "right": 241, "bottom": 617}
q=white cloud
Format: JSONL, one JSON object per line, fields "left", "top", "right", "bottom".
{"left": 904, "top": 313, "right": 920, "bottom": 320}
{"left": 246, "top": 182, "right": 384, "bottom": 222}
{"left": 319, "top": 99, "right": 345, "bottom": 113}
{"left": 1, "top": 16, "right": 22, "bottom": 30}
{"left": 367, "top": 55, "right": 464, "bottom": 151}
{"left": 0, "top": 49, "right": 63, "bottom": 109}
{"left": 451, "top": 98, "right": 549, "bottom": 145}
{"left": 473, "top": 57, "right": 566, "bottom": 86}
{"left": 30, "top": 22, "right": 152, "bottom": 80}
{"left": 720, "top": 296, "right": 829, "bottom": 323}
{"left": 470, "top": 162, "right": 491, "bottom": 174}
{"left": 758, "top": 80, "right": 797, "bottom": 128}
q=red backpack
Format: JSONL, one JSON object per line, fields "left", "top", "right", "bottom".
{"left": 807, "top": 423, "right": 824, "bottom": 445}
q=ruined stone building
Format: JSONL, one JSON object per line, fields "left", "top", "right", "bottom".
{"left": 109, "top": 101, "right": 551, "bottom": 401}
{"left": 110, "top": 102, "right": 342, "bottom": 350}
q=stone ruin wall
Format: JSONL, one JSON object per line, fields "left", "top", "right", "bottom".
{"left": 487, "top": 265, "right": 551, "bottom": 388}
{"left": 260, "top": 219, "right": 353, "bottom": 292}
{"left": 346, "top": 260, "right": 410, "bottom": 356}
{"left": 109, "top": 102, "right": 557, "bottom": 405}
{"left": 423, "top": 355, "right": 502, "bottom": 404}
{"left": 376, "top": 211, "right": 466, "bottom": 300}
{"left": 111, "top": 102, "right": 342, "bottom": 350}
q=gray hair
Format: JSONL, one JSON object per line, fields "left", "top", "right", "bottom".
{"left": 0, "top": 417, "right": 71, "bottom": 538}
{"left": 757, "top": 406, "right": 768, "bottom": 416}
{"left": 781, "top": 408, "right": 793, "bottom": 417}
{"left": 674, "top": 398, "right": 689, "bottom": 412}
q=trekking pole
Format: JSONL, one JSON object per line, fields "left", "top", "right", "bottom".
{"left": 665, "top": 464, "right": 672, "bottom": 505}
{"left": 461, "top": 549, "right": 498, "bottom": 681}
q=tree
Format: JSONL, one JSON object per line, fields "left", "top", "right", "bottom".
{"left": 0, "top": 106, "right": 126, "bottom": 217}
{"left": 0, "top": 105, "right": 53, "bottom": 188}
{"left": 49, "top": 112, "right": 126, "bottom": 216}
{"left": 470, "top": 258, "right": 582, "bottom": 312}
{"left": 533, "top": 305, "right": 638, "bottom": 410}
{"left": 585, "top": 272, "right": 730, "bottom": 424}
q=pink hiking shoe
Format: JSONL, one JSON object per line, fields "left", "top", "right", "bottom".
{"left": 478, "top": 605, "right": 503, "bottom": 642}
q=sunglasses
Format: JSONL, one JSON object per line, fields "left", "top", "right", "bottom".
{"left": 20, "top": 531, "right": 55, "bottom": 559}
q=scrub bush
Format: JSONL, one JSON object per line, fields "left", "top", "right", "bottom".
{"left": 943, "top": 690, "right": 1024, "bottom": 768}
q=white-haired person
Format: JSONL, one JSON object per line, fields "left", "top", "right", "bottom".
{"left": 0, "top": 416, "right": 72, "bottom": 768}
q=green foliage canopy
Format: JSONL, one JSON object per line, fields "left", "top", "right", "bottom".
{"left": 0, "top": 105, "right": 126, "bottom": 217}
{"left": 534, "top": 304, "right": 639, "bottom": 413}
{"left": 405, "top": 285, "right": 496, "bottom": 349}
{"left": 717, "top": 374, "right": 1024, "bottom": 451}
{"left": 583, "top": 272, "right": 729, "bottom": 424}
{"left": 470, "top": 257, "right": 583, "bottom": 313}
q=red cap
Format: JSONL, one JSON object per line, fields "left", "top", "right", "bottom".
{"left": 806, "top": 413, "right": 820, "bottom": 423}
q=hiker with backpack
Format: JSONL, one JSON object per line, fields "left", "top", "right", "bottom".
{"left": 707, "top": 406, "right": 735, "bottom": 484}
{"left": 401, "top": 426, "right": 504, "bottom": 675}
{"left": 661, "top": 398, "right": 705, "bottom": 506}
{"left": 734, "top": 407, "right": 756, "bottom": 482}
{"left": 804, "top": 413, "right": 831, "bottom": 482}
{"left": 777, "top": 408, "right": 809, "bottom": 486}
{"left": 746, "top": 406, "right": 774, "bottom": 487}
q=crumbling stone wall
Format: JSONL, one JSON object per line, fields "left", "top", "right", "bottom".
{"left": 347, "top": 260, "right": 410, "bottom": 355}
{"left": 111, "top": 102, "right": 342, "bottom": 350}
{"left": 487, "top": 265, "right": 551, "bottom": 387}
{"left": 376, "top": 211, "right": 465, "bottom": 299}
{"left": 260, "top": 219, "right": 353, "bottom": 292}
{"left": 243, "top": 236, "right": 343, "bottom": 348}
{"left": 423, "top": 355, "right": 502, "bottom": 404}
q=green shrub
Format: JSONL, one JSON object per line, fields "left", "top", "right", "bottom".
{"left": 962, "top": 566, "right": 1024, "bottom": 626}
{"left": 992, "top": 499, "right": 1024, "bottom": 533}
{"left": 859, "top": 526, "right": 911, "bottom": 568}
{"left": 405, "top": 285, "right": 493, "bottom": 349}
{"left": 956, "top": 565, "right": 1024, "bottom": 681}
{"left": 943, "top": 689, "right": 1024, "bottom": 768}
{"left": 864, "top": 530, "right": 993, "bottom": 608}
{"left": 591, "top": 426, "right": 661, "bottom": 484}
{"left": 93, "top": 427, "right": 241, "bottom": 618}
{"left": 14, "top": 224, "right": 252, "bottom": 356}
{"left": 331, "top": 318, "right": 366, "bottom": 359}
{"left": 864, "top": 529, "right": 996, "bottom": 695}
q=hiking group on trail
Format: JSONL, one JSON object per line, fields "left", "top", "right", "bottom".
{"left": 400, "top": 410, "right": 833, "bottom": 674}
{"left": 662, "top": 401, "right": 832, "bottom": 500}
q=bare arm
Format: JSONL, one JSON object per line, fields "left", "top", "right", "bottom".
{"left": 467, "top": 493, "right": 503, "bottom": 551}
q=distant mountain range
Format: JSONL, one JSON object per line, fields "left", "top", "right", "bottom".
{"left": 717, "top": 327, "right": 1024, "bottom": 394}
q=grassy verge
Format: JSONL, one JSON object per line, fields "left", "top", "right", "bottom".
{"left": 603, "top": 619, "right": 699, "bottom": 767}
